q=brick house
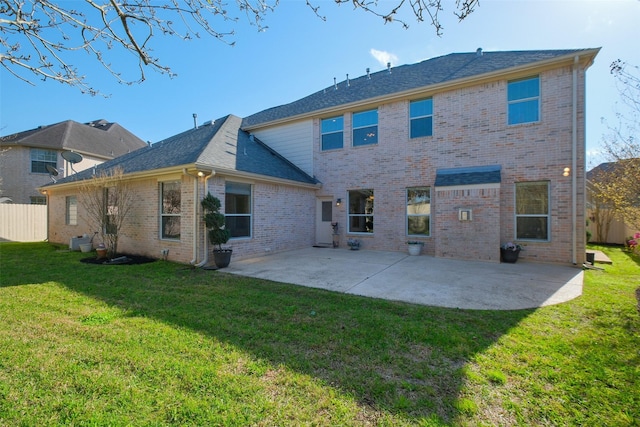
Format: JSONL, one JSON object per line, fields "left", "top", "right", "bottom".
{"left": 1, "top": 119, "right": 147, "bottom": 204}
{"left": 42, "top": 48, "right": 599, "bottom": 265}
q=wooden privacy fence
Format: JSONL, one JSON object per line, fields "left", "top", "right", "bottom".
{"left": 0, "top": 204, "right": 47, "bottom": 242}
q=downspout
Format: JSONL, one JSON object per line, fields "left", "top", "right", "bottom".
{"left": 195, "top": 172, "right": 213, "bottom": 268}
{"left": 571, "top": 55, "right": 579, "bottom": 264}
{"left": 183, "top": 169, "right": 200, "bottom": 265}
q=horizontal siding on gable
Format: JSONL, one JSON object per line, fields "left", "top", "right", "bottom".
{"left": 251, "top": 120, "right": 313, "bottom": 176}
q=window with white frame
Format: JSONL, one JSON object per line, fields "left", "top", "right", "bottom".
{"left": 30, "top": 148, "right": 57, "bottom": 174}
{"left": 508, "top": 76, "right": 540, "bottom": 125}
{"left": 410, "top": 98, "right": 433, "bottom": 138}
{"left": 160, "top": 181, "right": 181, "bottom": 239}
{"left": 515, "top": 181, "right": 549, "bottom": 240}
{"left": 407, "top": 187, "right": 430, "bottom": 236}
{"left": 225, "top": 182, "right": 251, "bottom": 238}
{"left": 348, "top": 189, "right": 374, "bottom": 233}
{"left": 321, "top": 116, "right": 344, "bottom": 150}
{"left": 66, "top": 196, "right": 77, "bottom": 225}
{"left": 352, "top": 109, "right": 378, "bottom": 146}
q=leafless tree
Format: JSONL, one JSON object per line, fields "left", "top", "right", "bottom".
{"left": 78, "top": 167, "right": 133, "bottom": 257}
{"left": 1, "top": 0, "right": 478, "bottom": 95}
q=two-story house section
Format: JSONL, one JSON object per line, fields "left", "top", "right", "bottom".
{"left": 242, "top": 48, "right": 599, "bottom": 264}
{"left": 41, "top": 49, "right": 598, "bottom": 266}
{"left": 1, "top": 119, "right": 147, "bottom": 204}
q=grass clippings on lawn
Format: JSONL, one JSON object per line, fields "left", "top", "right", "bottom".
{"left": 0, "top": 242, "right": 638, "bottom": 426}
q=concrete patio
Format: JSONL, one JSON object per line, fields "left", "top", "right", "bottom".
{"left": 222, "top": 247, "right": 584, "bottom": 310}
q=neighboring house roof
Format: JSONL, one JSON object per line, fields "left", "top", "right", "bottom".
{"left": 0, "top": 119, "right": 147, "bottom": 158}
{"left": 46, "top": 115, "right": 317, "bottom": 187}
{"left": 587, "top": 162, "right": 617, "bottom": 181}
{"left": 242, "top": 48, "right": 598, "bottom": 129}
{"left": 435, "top": 165, "right": 502, "bottom": 187}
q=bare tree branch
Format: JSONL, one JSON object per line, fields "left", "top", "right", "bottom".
{"left": 0, "top": 0, "right": 478, "bottom": 95}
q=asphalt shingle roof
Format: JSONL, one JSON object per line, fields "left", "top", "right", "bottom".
{"left": 1, "top": 119, "right": 147, "bottom": 158}
{"left": 242, "top": 49, "right": 594, "bottom": 128}
{"left": 48, "top": 115, "right": 317, "bottom": 186}
{"left": 435, "top": 165, "right": 502, "bottom": 187}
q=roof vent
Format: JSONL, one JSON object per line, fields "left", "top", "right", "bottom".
{"left": 192, "top": 113, "right": 198, "bottom": 129}
{"left": 476, "top": 47, "right": 483, "bottom": 56}
{"left": 346, "top": 74, "right": 350, "bottom": 87}
{"left": 334, "top": 77, "right": 337, "bottom": 90}
{"left": 366, "top": 68, "right": 371, "bottom": 79}
{"left": 387, "top": 62, "right": 392, "bottom": 74}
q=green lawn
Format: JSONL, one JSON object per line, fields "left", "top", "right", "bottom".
{"left": 0, "top": 242, "right": 638, "bottom": 426}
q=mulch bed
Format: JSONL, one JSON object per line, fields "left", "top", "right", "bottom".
{"left": 80, "top": 254, "right": 157, "bottom": 265}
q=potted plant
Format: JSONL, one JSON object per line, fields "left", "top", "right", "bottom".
{"left": 201, "top": 193, "right": 232, "bottom": 268}
{"left": 407, "top": 241, "right": 424, "bottom": 256}
{"left": 347, "top": 238, "right": 360, "bottom": 250}
{"left": 500, "top": 242, "right": 523, "bottom": 263}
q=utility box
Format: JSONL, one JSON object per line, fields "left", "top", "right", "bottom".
{"left": 458, "top": 209, "right": 473, "bottom": 221}
{"left": 69, "top": 236, "right": 91, "bottom": 251}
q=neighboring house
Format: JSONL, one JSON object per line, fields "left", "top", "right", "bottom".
{"left": 586, "top": 161, "right": 638, "bottom": 244}
{"left": 0, "top": 119, "right": 147, "bottom": 204}
{"left": 42, "top": 48, "right": 599, "bottom": 265}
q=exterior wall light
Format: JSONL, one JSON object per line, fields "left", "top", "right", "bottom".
{"left": 563, "top": 167, "right": 571, "bottom": 177}
{"left": 336, "top": 198, "right": 342, "bottom": 206}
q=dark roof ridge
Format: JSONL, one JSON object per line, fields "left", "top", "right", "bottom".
{"left": 242, "top": 48, "right": 599, "bottom": 129}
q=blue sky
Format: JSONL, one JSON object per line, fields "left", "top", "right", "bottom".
{"left": 1, "top": 0, "right": 638, "bottom": 166}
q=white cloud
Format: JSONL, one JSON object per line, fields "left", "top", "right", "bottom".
{"left": 370, "top": 49, "right": 399, "bottom": 67}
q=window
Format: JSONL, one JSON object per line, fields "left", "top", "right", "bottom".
{"left": 30, "top": 196, "right": 46, "bottom": 205}
{"left": 352, "top": 109, "right": 378, "bottom": 146}
{"left": 321, "top": 116, "right": 344, "bottom": 150}
{"left": 508, "top": 76, "right": 540, "bottom": 125}
{"left": 348, "top": 189, "right": 374, "bottom": 233}
{"left": 516, "top": 182, "right": 549, "bottom": 240}
{"left": 225, "top": 182, "right": 251, "bottom": 238}
{"left": 66, "top": 196, "right": 77, "bottom": 225}
{"left": 407, "top": 187, "right": 430, "bottom": 236}
{"left": 410, "top": 98, "right": 433, "bottom": 138}
{"left": 30, "top": 149, "right": 57, "bottom": 174}
{"left": 160, "top": 181, "right": 181, "bottom": 239}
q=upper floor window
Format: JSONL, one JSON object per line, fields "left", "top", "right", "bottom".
{"left": 66, "top": 196, "right": 77, "bottom": 226}
{"left": 508, "top": 76, "right": 540, "bottom": 125}
{"left": 225, "top": 182, "right": 252, "bottom": 238}
{"left": 348, "top": 189, "right": 374, "bottom": 233}
{"left": 160, "top": 181, "right": 181, "bottom": 240}
{"left": 321, "top": 116, "right": 344, "bottom": 150}
{"left": 410, "top": 98, "right": 433, "bottom": 138}
{"left": 352, "top": 109, "right": 378, "bottom": 146}
{"left": 407, "top": 187, "right": 431, "bottom": 237}
{"left": 515, "top": 181, "right": 549, "bottom": 241}
{"left": 30, "top": 148, "right": 57, "bottom": 174}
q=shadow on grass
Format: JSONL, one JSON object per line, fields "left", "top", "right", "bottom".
{"left": 2, "top": 243, "right": 533, "bottom": 423}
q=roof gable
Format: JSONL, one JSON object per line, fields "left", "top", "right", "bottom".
{"left": 47, "top": 115, "right": 317, "bottom": 187}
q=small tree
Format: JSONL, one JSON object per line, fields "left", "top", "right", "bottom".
{"left": 596, "top": 60, "right": 640, "bottom": 231}
{"left": 201, "top": 192, "right": 230, "bottom": 251}
{"left": 78, "top": 167, "right": 133, "bottom": 257}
